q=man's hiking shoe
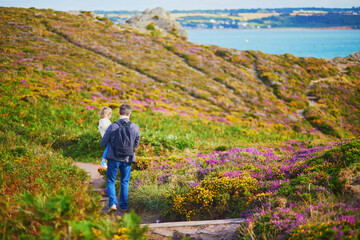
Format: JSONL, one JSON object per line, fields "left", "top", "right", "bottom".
{"left": 108, "top": 204, "right": 117, "bottom": 214}
{"left": 120, "top": 208, "right": 128, "bottom": 212}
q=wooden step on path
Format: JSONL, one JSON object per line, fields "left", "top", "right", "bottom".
{"left": 307, "top": 96, "right": 318, "bottom": 100}
{"left": 144, "top": 218, "right": 244, "bottom": 240}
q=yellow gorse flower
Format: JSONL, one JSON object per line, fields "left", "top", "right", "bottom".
{"left": 168, "top": 173, "right": 260, "bottom": 220}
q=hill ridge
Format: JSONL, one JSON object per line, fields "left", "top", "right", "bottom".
{"left": 0, "top": 7, "right": 359, "bottom": 150}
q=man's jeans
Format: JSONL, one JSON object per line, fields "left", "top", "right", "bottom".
{"left": 106, "top": 160, "right": 131, "bottom": 210}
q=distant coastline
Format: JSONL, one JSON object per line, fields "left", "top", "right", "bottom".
{"left": 187, "top": 29, "right": 360, "bottom": 59}
{"left": 314, "top": 26, "right": 356, "bottom": 30}
{"left": 94, "top": 7, "right": 360, "bottom": 31}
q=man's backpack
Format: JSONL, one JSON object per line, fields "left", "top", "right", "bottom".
{"left": 111, "top": 120, "right": 135, "bottom": 157}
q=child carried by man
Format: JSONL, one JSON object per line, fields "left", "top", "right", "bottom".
{"left": 98, "top": 106, "right": 112, "bottom": 168}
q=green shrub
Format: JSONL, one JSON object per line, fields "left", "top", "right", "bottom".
{"left": 129, "top": 183, "right": 173, "bottom": 215}
{"left": 146, "top": 22, "right": 156, "bottom": 31}
{"left": 289, "top": 220, "right": 360, "bottom": 239}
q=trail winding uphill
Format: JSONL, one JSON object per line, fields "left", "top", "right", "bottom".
{"left": 305, "top": 62, "right": 350, "bottom": 107}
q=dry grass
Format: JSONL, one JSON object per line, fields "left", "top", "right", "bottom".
{"left": 236, "top": 13, "right": 280, "bottom": 20}
{"left": 291, "top": 10, "right": 328, "bottom": 16}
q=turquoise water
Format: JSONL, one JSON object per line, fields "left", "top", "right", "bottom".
{"left": 187, "top": 29, "right": 360, "bottom": 59}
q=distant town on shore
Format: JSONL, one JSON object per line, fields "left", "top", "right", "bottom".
{"left": 93, "top": 7, "right": 360, "bottom": 29}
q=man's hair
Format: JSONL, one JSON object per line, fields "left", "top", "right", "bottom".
{"left": 119, "top": 104, "right": 132, "bottom": 116}
{"left": 99, "top": 106, "right": 112, "bottom": 118}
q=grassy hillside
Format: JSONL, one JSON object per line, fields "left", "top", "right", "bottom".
{"left": 123, "top": 139, "right": 360, "bottom": 239}
{"left": 1, "top": 7, "right": 359, "bottom": 158}
{"left": 0, "top": 7, "right": 359, "bottom": 239}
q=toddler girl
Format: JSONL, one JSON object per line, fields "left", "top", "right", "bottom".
{"left": 98, "top": 106, "right": 112, "bottom": 168}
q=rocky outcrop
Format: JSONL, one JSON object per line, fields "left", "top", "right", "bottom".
{"left": 332, "top": 50, "right": 360, "bottom": 63}
{"left": 125, "top": 7, "right": 188, "bottom": 40}
{"left": 346, "top": 51, "right": 360, "bottom": 61}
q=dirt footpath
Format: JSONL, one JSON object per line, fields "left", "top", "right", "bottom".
{"left": 73, "top": 161, "right": 158, "bottom": 221}
{"left": 73, "top": 161, "right": 105, "bottom": 188}
{"left": 72, "top": 161, "right": 244, "bottom": 237}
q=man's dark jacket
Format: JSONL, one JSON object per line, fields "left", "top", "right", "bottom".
{"left": 100, "top": 118, "right": 140, "bottom": 163}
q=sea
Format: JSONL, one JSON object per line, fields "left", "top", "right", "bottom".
{"left": 187, "top": 29, "right": 360, "bottom": 59}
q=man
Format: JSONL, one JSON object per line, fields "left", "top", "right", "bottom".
{"left": 100, "top": 104, "right": 140, "bottom": 213}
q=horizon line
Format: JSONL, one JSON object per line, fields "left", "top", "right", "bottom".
{"left": 1, "top": 6, "right": 360, "bottom": 12}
